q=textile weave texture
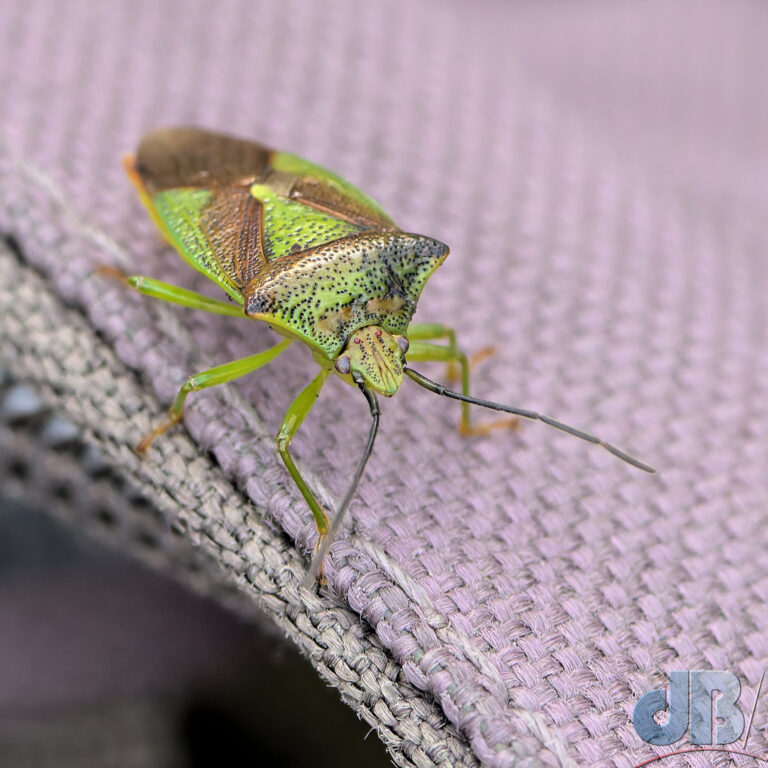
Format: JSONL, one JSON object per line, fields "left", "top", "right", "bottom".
{"left": 2, "top": 1, "right": 768, "bottom": 766}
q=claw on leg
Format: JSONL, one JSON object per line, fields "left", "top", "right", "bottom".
{"left": 134, "top": 412, "right": 183, "bottom": 457}
{"left": 92, "top": 264, "right": 130, "bottom": 284}
{"left": 311, "top": 525, "right": 330, "bottom": 586}
{"left": 458, "top": 415, "right": 520, "bottom": 437}
{"left": 455, "top": 349, "right": 519, "bottom": 435}
{"left": 443, "top": 345, "right": 518, "bottom": 436}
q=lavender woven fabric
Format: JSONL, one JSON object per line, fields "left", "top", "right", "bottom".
{"left": 2, "top": 1, "right": 768, "bottom": 766}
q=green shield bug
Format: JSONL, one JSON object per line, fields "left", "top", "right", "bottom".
{"left": 109, "top": 127, "right": 654, "bottom": 585}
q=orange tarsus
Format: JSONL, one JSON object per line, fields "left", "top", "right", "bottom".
{"left": 311, "top": 525, "right": 331, "bottom": 586}
{"left": 468, "top": 346, "right": 497, "bottom": 369}
{"left": 449, "top": 345, "right": 519, "bottom": 436}
{"left": 134, "top": 413, "right": 183, "bottom": 458}
{"left": 458, "top": 416, "right": 520, "bottom": 437}
{"left": 446, "top": 345, "right": 497, "bottom": 384}
{"left": 92, "top": 264, "right": 130, "bottom": 284}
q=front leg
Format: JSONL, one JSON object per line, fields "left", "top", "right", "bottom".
{"left": 406, "top": 339, "right": 518, "bottom": 436}
{"left": 407, "top": 321, "right": 494, "bottom": 380}
{"left": 276, "top": 369, "right": 332, "bottom": 539}
{"left": 407, "top": 322, "right": 473, "bottom": 429}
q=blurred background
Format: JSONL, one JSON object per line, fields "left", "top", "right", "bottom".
{"left": 0, "top": 367, "right": 392, "bottom": 767}
{"left": 2, "top": 1, "right": 767, "bottom": 766}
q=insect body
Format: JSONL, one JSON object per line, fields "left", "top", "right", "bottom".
{"left": 116, "top": 127, "right": 654, "bottom": 584}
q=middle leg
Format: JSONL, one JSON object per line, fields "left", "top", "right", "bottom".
{"left": 406, "top": 340, "right": 518, "bottom": 436}
{"left": 407, "top": 321, "right": 495, "bottom": 383}
{"left": 136, "top": 338, "right": 293, "bottom": 454}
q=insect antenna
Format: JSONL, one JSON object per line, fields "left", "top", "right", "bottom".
{"left": 404, "top": 368, "right": 656, "bottom": 473}
{"left": 306, "top": 377, "right": 381, "bottom": 585}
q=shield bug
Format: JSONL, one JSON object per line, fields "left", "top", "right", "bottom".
{"left": 111, "top": 127, "right": 654, "bottom": 584}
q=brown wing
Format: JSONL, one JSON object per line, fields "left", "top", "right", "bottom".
{"left": 127, "top": 129, "right": 272, "bottom": 300}
{"left": 135, "top": 127, "right": 271, "bottom": 191}
{"left": 128, "top": 127, "right": 398, "bottom": 302}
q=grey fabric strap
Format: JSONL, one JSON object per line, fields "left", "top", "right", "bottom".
{"left": 0, "top": 239, "right": 477, "bottom": 768}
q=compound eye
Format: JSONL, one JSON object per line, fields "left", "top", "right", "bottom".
{"left": 396, "top": 335, "right": 409, "bottom": 355}
{"left": 335, "top": 356, "right": 351, "bottom": 375}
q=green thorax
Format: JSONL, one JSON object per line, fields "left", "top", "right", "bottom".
{"left": 246, "top": 153, "right": 446, "bottom": 357}
{"left": 244, "top": 231, "right": 448, "bottom": 360}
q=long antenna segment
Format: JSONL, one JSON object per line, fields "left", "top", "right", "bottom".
{"left": 404, "top": 367, "right": 656, "bottom": 473}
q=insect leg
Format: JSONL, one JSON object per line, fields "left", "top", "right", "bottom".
{"left": 406, "top": 321, "right": 461, "bottom": 345}
{"left": 407, "top": 321, "right": 495, "bottom": 384}
{"left": 276, "top": 369, "right": 332, "bottom": 538}
{"left": 95, "top": 266, "right": 244, "bottom": 316}
{"left": 406, "top": 341, "right": 518, "bottom": 436}
{"left": 406, "top": 339, "right": 471, "bottom": 429}
{"left": 135, "top": 339, "right": 293, "bottom": 455}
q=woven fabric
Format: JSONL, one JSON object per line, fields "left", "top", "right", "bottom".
{"left": 0, "top": 244, "right": 475, "bottom": 768}
{"left": 2, "top": 2, "right": 768, "bottom": 766}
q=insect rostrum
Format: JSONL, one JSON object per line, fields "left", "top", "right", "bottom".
{"left": 113, "top": 127, "right": 654, "bottom": 586}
